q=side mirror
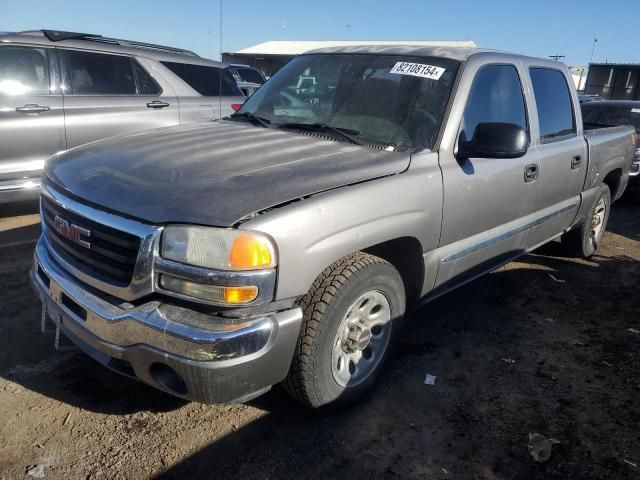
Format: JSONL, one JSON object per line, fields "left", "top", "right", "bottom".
{"left": 458, "top": 122, "right": 528, "bottom": 160}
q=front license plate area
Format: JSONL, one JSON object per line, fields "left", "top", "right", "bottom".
{"left": 41, "top": 303, "right": 77, "bottom": 352}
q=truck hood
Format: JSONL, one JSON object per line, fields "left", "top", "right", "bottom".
{"left": 45, "top": 121, "right": 410, "bottom": 226}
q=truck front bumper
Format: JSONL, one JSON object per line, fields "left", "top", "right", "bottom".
{"left": 30, "top": 238, "right": 303, "bottom": 403}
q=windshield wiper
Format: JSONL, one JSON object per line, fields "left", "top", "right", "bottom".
{"left": 278, "top": 122, "right": 364, "bottom": 145}
{"left": 226, "top": 112, "right": 272, "bottom": 128}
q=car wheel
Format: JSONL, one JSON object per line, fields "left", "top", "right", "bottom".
{"left": 561, "top": 184, "right": 611, "bottom": 258}
{"left": 283, "top": 252, "right": 405, "bottom": 409}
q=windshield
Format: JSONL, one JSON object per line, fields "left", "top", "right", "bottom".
{"left": 237, "top": 54, "right": 460, "bottom": 150}
{"left": 582, "top": 104, "right": 640, "bottom": 131}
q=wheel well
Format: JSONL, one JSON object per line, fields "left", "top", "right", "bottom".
{"left": 363, "top": 237, "right": 424, "bottom": 308}
{"left": 603, "top": 169, "right": 622, "bottom": 199}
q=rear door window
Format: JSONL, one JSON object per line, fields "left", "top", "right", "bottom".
{"left": 460, "top": 64, "right": 528, "bottom": 145}
{"left": 530, "top": 68, "right": 576, "bottom": 141}
{"left": 161, "top": 61, "right": 241, "bottom": 96}
{"left": 133, "top": 61, "right": 161, "bottom": 95}
{"left": 0, "top": 46, "right": 50, "bottom": 95}
{"left": 65, "top": 50, "right": 136, "bottom": 95}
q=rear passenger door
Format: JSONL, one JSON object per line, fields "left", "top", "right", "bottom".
{"left": 160, "top": 61, "right": 243, "bottom": 122}
{"left": 0, "top": 45, "right": 65, "bottom": 185}
{"left": 60, "top": 49, "right": 180, "bottom": 149}
{"left": 435, "top": 62, "right": 540, "bottom": 290}
{"left": 525, "top": 66, "right": 587, "bottom": 249}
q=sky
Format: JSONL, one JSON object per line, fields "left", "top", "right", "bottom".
{"left": 2, "top": 0, "right": 639, "bottom": 68}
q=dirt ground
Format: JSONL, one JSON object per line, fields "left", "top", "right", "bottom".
{"left": 0, "top": 199, "right": 638, "bottom": 480}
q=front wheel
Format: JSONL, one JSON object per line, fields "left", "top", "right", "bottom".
{"left": 561, "top": 185, "right": 611, "bottom": 257}
{"left": 283, "top": 252, "right": 405, "bottom": 409}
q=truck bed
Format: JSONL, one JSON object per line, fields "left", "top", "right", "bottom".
{"left": 583, "top": 124, "right": 635, "bottom": 199}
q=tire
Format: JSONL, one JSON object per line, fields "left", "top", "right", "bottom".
{"left": 561, "top": 185, "right": 611, "bottom": 258}
{"left": 283, "top": 252, "right": 405, "bottom": 409}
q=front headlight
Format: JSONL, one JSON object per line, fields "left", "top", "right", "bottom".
{"left": 161, "top": 225, "right": 277, "bottom": 270}
{"left": 158, "top": 225, "right": 277, "bottom": 305}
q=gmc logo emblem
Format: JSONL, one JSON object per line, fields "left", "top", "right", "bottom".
{"left": 53, "top": 215, "right": 91, "bottom": 249}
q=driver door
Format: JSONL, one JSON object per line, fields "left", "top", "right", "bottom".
{"left": 434, "top": 62, "right": 540, "bottom": 290}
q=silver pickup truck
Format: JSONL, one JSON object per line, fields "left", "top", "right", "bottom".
{"left": 31, "top": 46, "right": 636, "bottom": 409}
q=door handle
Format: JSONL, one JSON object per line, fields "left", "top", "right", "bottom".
{"left": 524, "top": 164, "right": 539, "bottom": 183}
{"left": 15, "top": 104, "right": 50, "bottom": 114}
{"left": 571, "top": 155, "right": 582, "bottom": 169}
{"left": 146, "top": 100, "right": 170, "bottom": 109}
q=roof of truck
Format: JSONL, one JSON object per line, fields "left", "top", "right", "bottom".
{"left": 231, "top": 40, "right": 477, "bottom": 56}
{"left": 304, "top": 44, "right": 546, "bottom": 63}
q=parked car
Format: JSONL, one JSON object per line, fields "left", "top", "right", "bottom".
{"left": 581, "top": 100, "right": 640, "bottom": 187}
{"left": 227, "top": 64, "right": 266, "bottom": 97}
{"left": 31, "top": 46, "right": 636, "bottom": 409}
{"left": 0, "top": 29, "right": 244, "bottom": 203}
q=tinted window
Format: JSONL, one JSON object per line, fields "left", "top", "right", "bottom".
{"left": 66, "top": 50, "right": 136, "bottom": 95}
{"left": 162, "top": 62, "right": 241, "bottom": 96}
{"left": 460, "top": 64, "right": 527, "bottom": 144}
{"left": 235, "top": 67, "right": 265, "bottom": 84}
{"left": 0, "top": 47, "right": 50, "bottom": 95}
{"left": 581, "top": 104, "right": 640, "bottom": 131}
{"left": 530, "top": 68, "right": 576, "bottom": 140}
{"left": 133, "top": 61, "right": 161, "bottom": 95}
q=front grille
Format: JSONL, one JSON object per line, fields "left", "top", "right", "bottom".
{"left": 41, "top": 195, "right": 141, "bottom": 286}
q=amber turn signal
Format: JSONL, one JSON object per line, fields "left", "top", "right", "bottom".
{"left": 229, "top": 235, "right": 274, "bottom": 269}
{"left": 223, "top": 286, "right": 259, "bottom": 304}
{"left": 160, "top": 275, "right": 259, "bottom": 304}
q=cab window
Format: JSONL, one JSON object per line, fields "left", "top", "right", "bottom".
{"left": 530, "top": 67, "right": 576, "bottom": 141}
{"left": 460, "top": 64, "right": 528, "bottom": 146}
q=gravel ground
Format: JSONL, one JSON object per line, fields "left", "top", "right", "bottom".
{"left": 0, "top": 200, "right": 638, "bottom": 480}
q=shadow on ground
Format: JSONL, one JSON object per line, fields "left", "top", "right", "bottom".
{"left": 0, "top": 200, "right": 41, "bottom": 248}
{"left": 606, "top": 198, "right": 640, "bottom": 242}
{"left": 0, "top": 199, "right": 39, "bottom": 218}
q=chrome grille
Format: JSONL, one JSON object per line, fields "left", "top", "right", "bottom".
{"left": 41, "top": 195, "right": 141, "bottom": 286}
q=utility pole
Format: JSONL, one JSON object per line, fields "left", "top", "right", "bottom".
{"left": 219, "top": 0, "right": 223, "bottom": 62}
{"left": 218, "top": 0, "right": 223, "bottom": 120}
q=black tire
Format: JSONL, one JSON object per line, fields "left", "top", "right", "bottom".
{"left": 561, "top": 185, "right": 611, "bottom": 258}
{"left": 283, "top": 252, "right": 405, "bottom": 409}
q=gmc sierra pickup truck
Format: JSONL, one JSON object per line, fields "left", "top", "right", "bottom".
{"left": 31, "top": 46, "right": 636, "bottom": 409}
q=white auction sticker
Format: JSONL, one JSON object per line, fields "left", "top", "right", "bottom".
{"left": 390, "top": 62, "right": 445, "bottom": 80}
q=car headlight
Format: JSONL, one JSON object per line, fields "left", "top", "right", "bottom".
{"left": 159, "top": 225, "right": 277, "bottom": 305}
{"left": 161, "top": 225, "right": 277, "bottom": 271}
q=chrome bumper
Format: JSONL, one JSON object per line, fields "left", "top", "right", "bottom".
{"left": 31, "top": 237, "right": 303, "bottom": 403}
